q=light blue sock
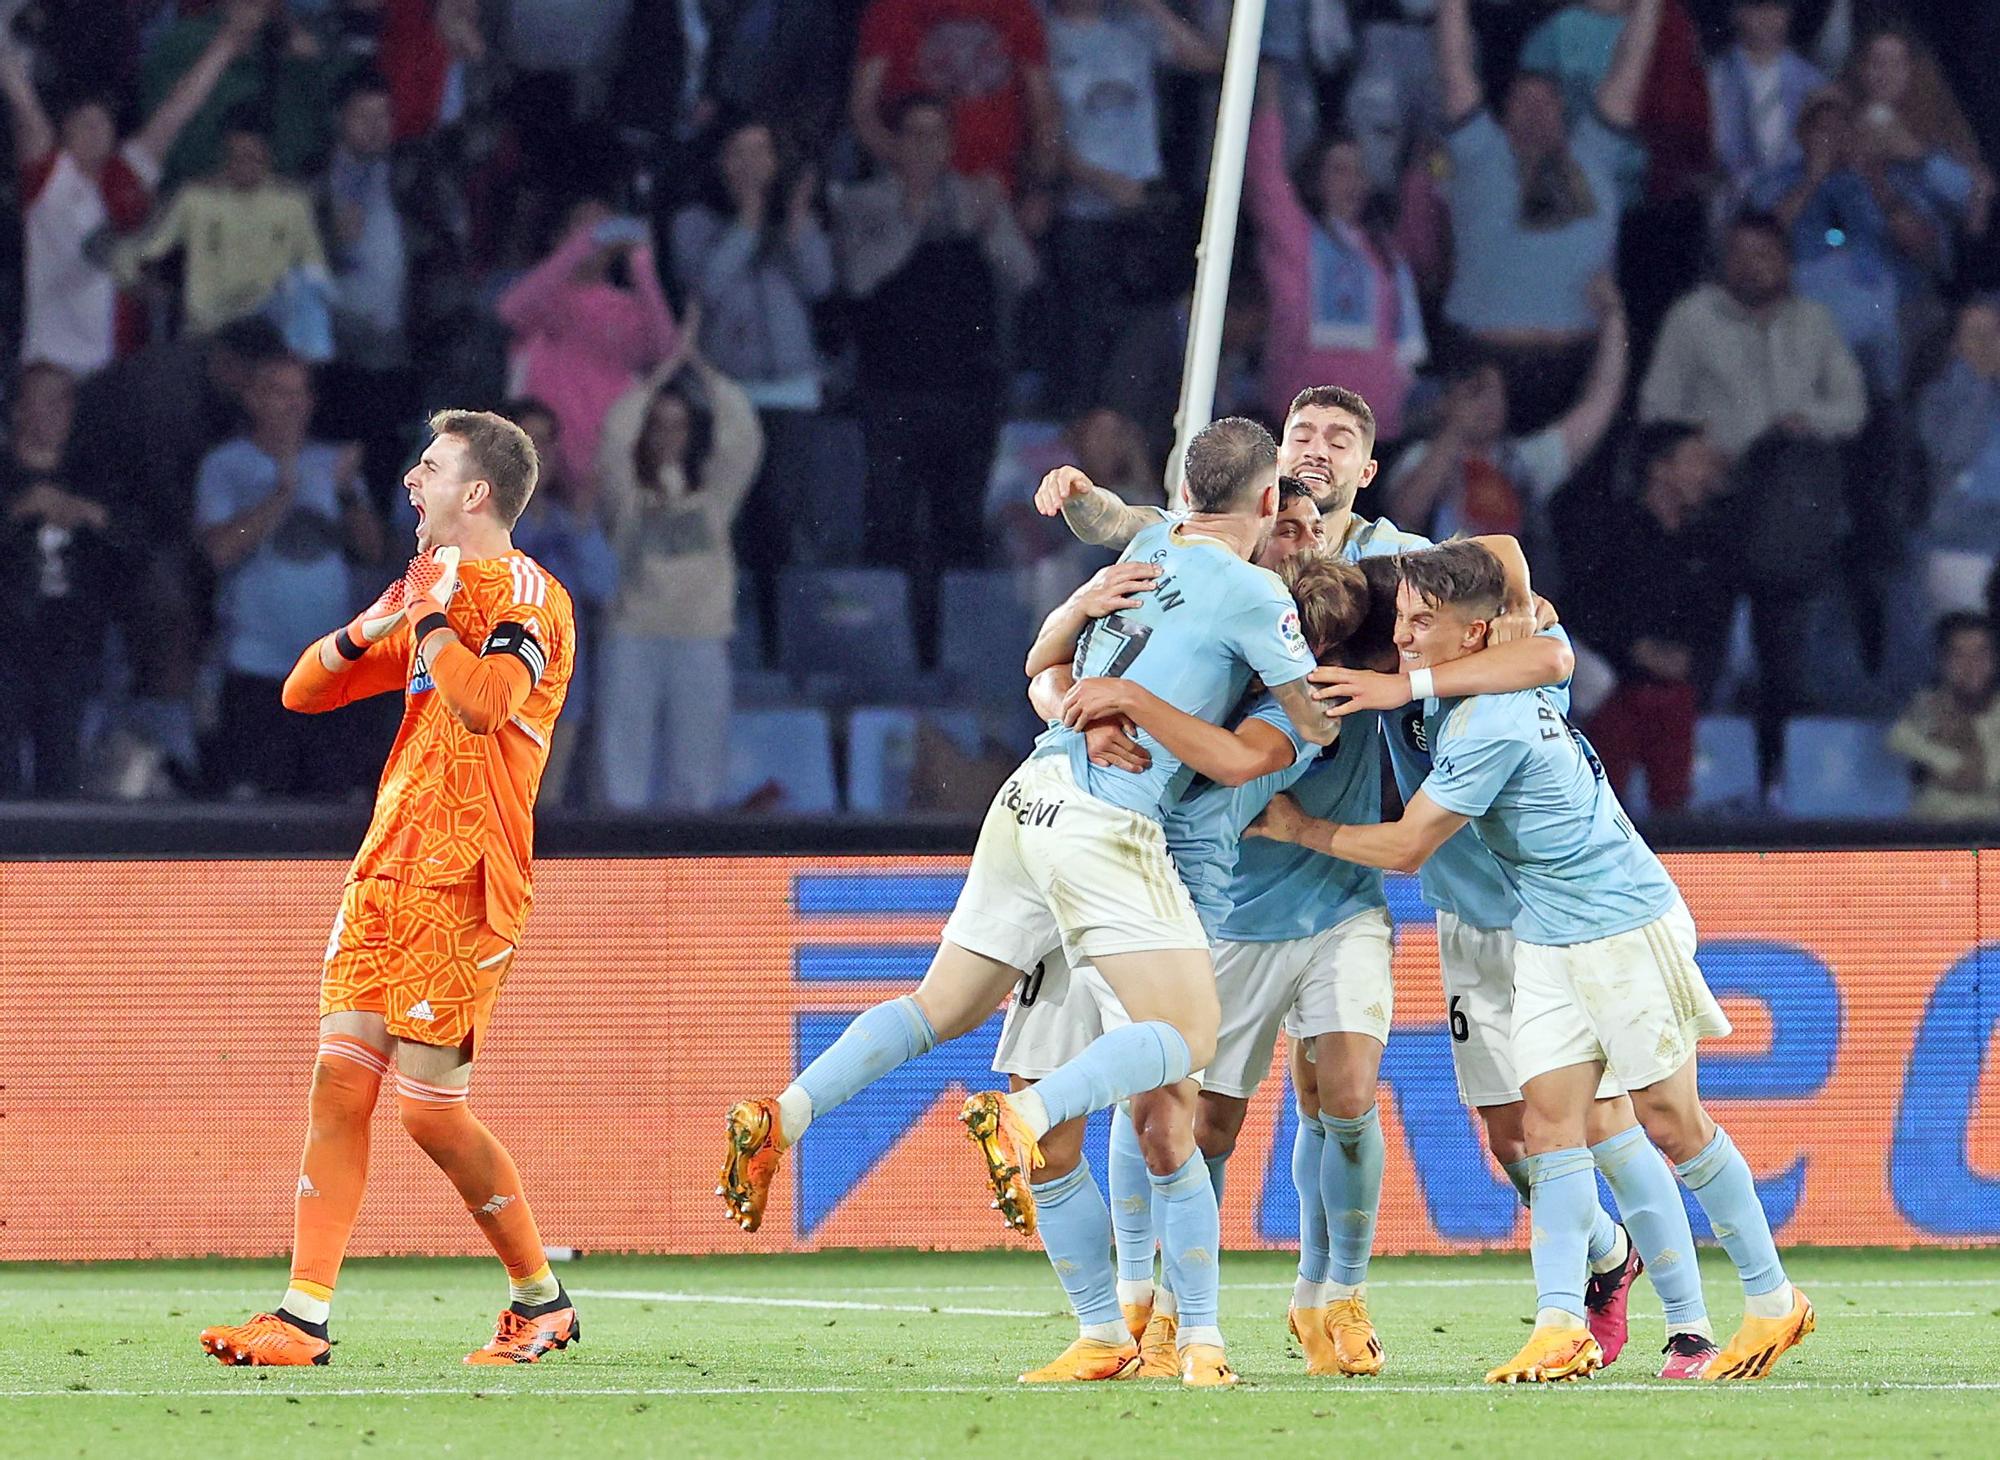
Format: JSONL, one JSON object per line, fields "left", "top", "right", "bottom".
{"left": 1108, "top": 1108, "right": 1157, "bottom": 1283}
{"left": 1594, "top": 1126, "right": 1709, "bottom": 1327}
{"left": 1150, "top": 1152, "right": 1221, "bottom": 1331}
{"left": 1526, "top": 1147, "right": 1597, "bottom": 1322}
{"left": 1032, "top": 1159, "right": 1122, "bottom": 1330}
{"left": 1032, "top": 1022, "right": 1193, "bottom": 1130}
{"left": 1293, "top": 1110, "right": 1330, "bottom": 1285}
{"left": 1320, "top": 1107, "right": 1384, "bottom": 1288}
{"left": 793, "top": 995, "right": 935, "bottom": 1120}
{"left": 1204, "top": 1153, "right": 1228, "bottom": 1209}
{"left": 1502, "top": 1157, "right": 1534, "bottom": 1206}
{"left": 1676, "top": 1127, "right": 1787, "bottom": 1298}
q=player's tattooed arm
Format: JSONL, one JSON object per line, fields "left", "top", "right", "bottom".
{"left": 1035, "top": 465, "right": 1167, "bottom": 549}
{"left": 1249, "top": 789, "right": 1468, "bottom": 875}
{"left": 1269, "top": 673, "right": 1339, "bottom": 746}
{"left": 1060, "top": 677, "right": 1300, "bottom": 786}
{"left": 1024, "top": 560, "right": 1162, "bottom": 676}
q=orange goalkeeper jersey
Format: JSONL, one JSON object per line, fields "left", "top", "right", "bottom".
{"left": 295, "top": 551, "right": 574, "bottom": 943}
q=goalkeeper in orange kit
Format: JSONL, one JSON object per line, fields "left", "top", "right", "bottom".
{"left": 200, "top": 410, "right": 578, "bottom": 1367}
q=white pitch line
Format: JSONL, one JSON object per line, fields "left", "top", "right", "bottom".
{"left": 12, "top": 1381, "right": 2000, "bottom": 1398}
{"left": 568, "top": 1287, "right": 1055, "bottom": 1318}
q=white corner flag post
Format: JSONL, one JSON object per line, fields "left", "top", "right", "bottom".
{"left": 1167, "top": 0, "right": 1270, "bottom": 508}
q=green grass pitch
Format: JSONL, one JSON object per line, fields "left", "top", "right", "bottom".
{"left": 4, "top": 1248, "right": 1997, "bottom": 1458}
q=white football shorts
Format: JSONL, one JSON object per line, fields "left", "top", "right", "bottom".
{"left": 1509, "top": 896, "right": 1730, "bottom": 1093}
{"left": 941, "top": 753, "right": 1208, "bottom": 970}
{"left": 1204, "top": 906, "right": 1394, "bottom": 1100}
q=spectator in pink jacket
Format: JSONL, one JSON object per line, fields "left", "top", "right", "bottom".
{"left": 1246, "top": 63, "right": 1426, "bottom": 445}
{"left": 495, "top": 200, "right": 680, "bottom": 503}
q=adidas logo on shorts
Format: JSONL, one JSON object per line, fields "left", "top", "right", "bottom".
{"left": 406, "top": 999, "right": 436, "bottom": 1022}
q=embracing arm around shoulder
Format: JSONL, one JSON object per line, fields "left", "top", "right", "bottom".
{"left": 1249, "top": 788, "right": 1469, "bottom": 875}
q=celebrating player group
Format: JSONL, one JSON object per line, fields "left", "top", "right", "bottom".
{"left": 718, "top": 383, "right": 1814, "bottom": 1388}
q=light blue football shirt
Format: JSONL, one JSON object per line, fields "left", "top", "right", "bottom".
{"left": 1161, "top": 696, "right": 1321, "bottom": 937}
{"left": 1419, "top": 683, "right": 1676, "bottom": 946}
{"left": 1036, "top": 516, "right": 1316, "bottom": 820}
{"left": 1384, "top": 626, "right": 1574, "bottom": 931}
{"left": 1338, "top": 511, "right": 1433, "bottom": 562}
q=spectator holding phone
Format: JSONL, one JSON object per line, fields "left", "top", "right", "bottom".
{"left": 496, "top": 200, "right": 681, "bottom": 509}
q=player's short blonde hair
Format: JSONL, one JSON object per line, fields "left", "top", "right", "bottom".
{"left": 1278, "top": 549, "right": 1368, "bottom": 664}
{"left": 429, "top": 409, "right": 539, "bottom": 526}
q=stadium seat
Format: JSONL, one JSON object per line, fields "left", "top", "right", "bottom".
{"left": 937, "top": 570, "right": 1036, "bottom": 707}
{"left": 1690, "top": 716, "right": 1758, "bottom": 810}
{"left": 777, "top": 569, "right": 918, "bottom": 699}
{"left": 846, "top": 707, "right": 985, "bottom": 815}
{"left": 1781, "top": 717, "right": 1911, "bottom": 819}
{"left": 723, "top": 708, "right": 838, "bottom": 814}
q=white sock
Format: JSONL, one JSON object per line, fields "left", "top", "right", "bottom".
{"left": 1674, "top": 1317, "right": 1716, "bottom": 1341}
{"left": 510, "top": 1262, "right": 562, "bottom": 1309}
{"left": 1009, "top": 1086, "right": 1052, "bottom": 1141}
{"left": 1589, "top": 1223, "right": 1631, "bottom": 1276}
{"left": 1155, "top": 1286, "right": 1178, "bottom": 1319}
{"left": 1291, "top": 1276, "right": 1320, "bottom": 1309}
{"left": 1079, "top": 1321, "right": 1127, "bottom": 1345}
{"left": 1324, "top": 1279, "right": 1364, "bottom": 1302}
{"left": 1537, "top": 1305, "right": 1587, "bottom": 1330}
{"left": 1745, "top": 1282, "right": 1795, "bottom": 1320}
{"left": 1178, "top": 1324, "right": 1224, "bottom": 1349}
{"left": 776, "top": 1085, "right": 813, "bottom": 1145}
{"left": 1116, "top": 1279, "right": 1155, "bottom": 1309}
{"left": 280, "top": 1287, "right": 330, "bottom": 1326}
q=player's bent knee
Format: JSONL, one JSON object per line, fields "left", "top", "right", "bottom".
{"left": 1478, "top": 1102, "right": 1529, "bottom": 1168}
{"left": 1584, "top": 1093, "right": 1640, "bottom": 1146}
{"left": 914, "top": 945, "right": 1021, "bottom": 1041}
{"left": 1194, "top": 1093, "right": 1248, "bottom": 1161}
{"left": 394, "top": 1072, "right": 473, "bottom": 1153}
{"left": 1130, "top": 1083, "right": 1198, "bottom": 1174}
{"left": 1037, "top": 1115, "right": 1087, "bottom": 1179}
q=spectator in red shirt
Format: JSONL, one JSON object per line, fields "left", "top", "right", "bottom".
{"left": 0, "top": 7, "right": 257, "bottom": 376}
{"left": 850, "top": 0, "right": 1058, "bottom": 205}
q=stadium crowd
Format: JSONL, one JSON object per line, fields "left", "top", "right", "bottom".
{"left": 1, "top": 0, "right": 1997, "bottom": 820}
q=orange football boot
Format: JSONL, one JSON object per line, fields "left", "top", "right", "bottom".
{"left": 718, "top": 1098, "right": 786, "bottom": 1232}
{"left": 465, "top": 1304, "right": 582, "bottom": 1365}
{"left": 959, "top": 1091, "right": 1045, "bottom": 1235}
{"left": 199, "top": 1313, "right": 330, "bottom": 1367}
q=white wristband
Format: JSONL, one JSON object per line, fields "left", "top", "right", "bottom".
{"left": 1408, "top": 667, "right": 1435, "bottom": 703}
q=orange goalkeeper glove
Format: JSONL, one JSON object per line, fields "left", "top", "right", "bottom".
{"left": 333, "top": 547, "right": 460, "bottom": 662}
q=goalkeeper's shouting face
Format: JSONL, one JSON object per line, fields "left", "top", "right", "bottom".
{"left": 404, "top": 411, "right": 542, "bottom": 554}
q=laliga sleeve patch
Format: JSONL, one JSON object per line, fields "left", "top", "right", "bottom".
{"left": 1278, "top": 607, "right": 1309, "bottom": 659}
{"left": 480, "top": 619, "right": 548, "bottom": 684}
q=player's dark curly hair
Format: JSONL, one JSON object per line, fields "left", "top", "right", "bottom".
{"left": 1397, "top": 540, "right": 1505, "bottom": 622}
{"left": 1181, "top": 416, "right": 1277, "bottom": 514}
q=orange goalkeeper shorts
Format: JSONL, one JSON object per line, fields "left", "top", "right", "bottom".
{"left": 320, "top": 877, "right": 516, "bottom": 1049}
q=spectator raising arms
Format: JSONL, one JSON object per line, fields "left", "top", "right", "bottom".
{"left": 117, "top": 110, "right": 329, "bottom": 340}
{"left": 496, "top": 202, "right": 680, "bottom": 510}
{"left": 1433, "top": 0, "right": 1660, "bottom": 430}
{"left": 2, "top": 7, "right": 257, "bottom": 376}
{"left": 850, "top": 0, "right": 1058, "bottom": 203}
{"left": 0, "top": 364, "right": 120, "bottom": 798}
{"left": 1043, "top": 0, "right": 1219, "bottom": 412}
{"left": 1889, "top": 614, "right": 2000, "bottom": 823}
{"left": 670, "top": 120, "right": 834, "bottom": 600}
{"left": 594, "top": 353, "right": 764, "bottom": 814}
{"left": 1247, "top": 60, "right": 1426, "bottom": 445}
{"left": 833, "top": 94, "right": 1038, "bottom": 659}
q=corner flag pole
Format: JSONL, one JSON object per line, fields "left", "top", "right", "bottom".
{"left": 1167, "top": 0, "right": 1268, "bottom": 505}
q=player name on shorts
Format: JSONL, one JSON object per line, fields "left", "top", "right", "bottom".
{"left": 1000, "top": 778, "right": 1065, "bottom": 828}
